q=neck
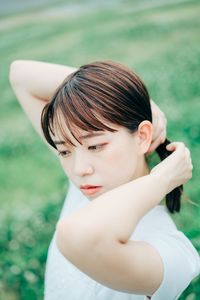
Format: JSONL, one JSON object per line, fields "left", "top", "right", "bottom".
{"left": 135, "top": 158, "right": 150, "bottom": 180}
{"left": 143, "top": 161, "right": 150, "bottom": 176}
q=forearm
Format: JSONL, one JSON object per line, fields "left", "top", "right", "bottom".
{"left": 56, "top": 172, "right": 167, "bottom": 289}
{"left": 9, "top": 60, "right": 77, "bottom": 100}
{"left": 58, "top": 172, "right": 168, "bottom": 248}
{"left": 94, "top": 173, "right": 168, "bottom": 243}
{"left": 9, "top": 60, "right": 76, "bottom": 145}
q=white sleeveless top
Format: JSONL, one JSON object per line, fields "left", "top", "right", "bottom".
{"left": 44, "top": 182, "right": 200, "bottom": 300}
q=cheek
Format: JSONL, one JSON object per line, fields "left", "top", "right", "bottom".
{"left": 59, "top": 159, "right": 72, "bottom": 178}
{"left": 101, "top": 145, "right": 138, "bottom": 175}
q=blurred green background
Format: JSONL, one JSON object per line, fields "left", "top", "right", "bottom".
{"left": 0, "top": 0, "right": 200, "bottom": 299}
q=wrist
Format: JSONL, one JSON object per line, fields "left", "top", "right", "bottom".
{"left": 150, "top": 168, "right": 170, "bottom": 195}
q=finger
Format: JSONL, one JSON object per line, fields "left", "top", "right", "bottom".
{"left": 151, "top": 100, "right": 167, "bottom": 129}
{"left": 166, "top": 143, "right": 177, "bottom": 152}
{"left": 185, "top": 147, "right": 191, "bottom": 157}
{"left": 147, "top": 137, "right": 163, "bottom": 154}
{"left": 147, "top": 130, "right": 167, "bottom": 154}
{"left": 152, "top": 116, "right": 166, "bottom": 143}
{"left": 151, "top": 99, "right": 161, "bottom": 113}
{"left": 159, "top": 128, "right": 167, "bottom": 143}
{"left": 185, "top": 148, "right": 193, "bottom": 166}
{"left": 152, "top": 119, "right": 159, "bottom": 139}
{"left": 166, "top": 141, "right": 185, "bottom": 152}
{"left": 166, "top": 141, "right": 180, "bottom": 149}
{"left": 152, "top": 112, "right": 162, "bottom": 135}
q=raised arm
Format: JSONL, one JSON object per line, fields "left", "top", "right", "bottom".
{"left": 9, "top": 60, "right": 167, "bottom": 157}
{"left": 9, "top": 60, "right": 167, "bottom": 156}
{"left": 9, "top": 60, "right": 77, "bottom": 153}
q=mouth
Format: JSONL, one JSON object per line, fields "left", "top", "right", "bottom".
{"left": 80, "top": 185, "right": 102, "bottom": 196}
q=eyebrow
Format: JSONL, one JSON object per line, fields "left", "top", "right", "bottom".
{"left": 54, "top": 132, "right": 105, "bottom": 145}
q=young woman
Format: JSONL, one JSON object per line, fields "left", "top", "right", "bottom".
{"left": 9, "top": 60, "right": 200, "bottom": 300}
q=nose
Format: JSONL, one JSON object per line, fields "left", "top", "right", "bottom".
{"left": 73, "top": 151, "right": 94, "bottom": 177}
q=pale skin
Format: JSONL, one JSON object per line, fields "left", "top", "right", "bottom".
{"left": 9, "top": 60, "right": 192, "bottom": 297}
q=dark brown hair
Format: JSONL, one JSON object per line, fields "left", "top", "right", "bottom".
{"left": 41, "top": 61, "right": 182, "bottom": 213}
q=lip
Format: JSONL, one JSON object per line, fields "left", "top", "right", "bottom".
{"left": 80, "top": 185, "right": 102, "bottom": 196}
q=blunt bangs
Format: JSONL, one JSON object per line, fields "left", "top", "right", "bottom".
{"left": 41, "top": 78, "right": 118, "bottom": 149}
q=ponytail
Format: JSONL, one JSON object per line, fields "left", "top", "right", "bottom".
{"left": 155, "top": 139, "right": 183, "bottom": 214}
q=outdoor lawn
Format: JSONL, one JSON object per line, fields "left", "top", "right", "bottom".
{"left": 0, "top": 0, "right": 199, "bottom": 299}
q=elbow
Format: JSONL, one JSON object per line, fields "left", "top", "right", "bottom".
{"left": 56, "top": 217, "right": 103, "bottom": 259}
{"left": 9, "top": 60, "right": 26, "bottom": 87}
{"left": 9, "top": 60, "right": 21, "bottom": 87}
{"left": 56, "top": 218, "right": 75, "bottom": 258}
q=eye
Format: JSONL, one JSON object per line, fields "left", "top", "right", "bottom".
{"left": 57, "top": 150, "right": 71, "bottom": 158}
{"left": 88, "top": 143, "right": 107, "bottom": 151}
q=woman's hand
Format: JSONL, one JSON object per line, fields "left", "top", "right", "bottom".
{"left": 148, "top": 100, "right": 167, "bottom": 154}
{"left": 151, "top": 142, "right": 193, "bottom": 193}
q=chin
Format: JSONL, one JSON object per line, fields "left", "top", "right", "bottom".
{"left": 86, "top": 188, "right": 107, "bottom": 200}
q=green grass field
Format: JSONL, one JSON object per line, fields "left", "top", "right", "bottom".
{"left": 1, "top": 0, "right": 200, "bottom": 299}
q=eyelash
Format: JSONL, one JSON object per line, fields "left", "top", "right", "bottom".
{"left": 88, "top": 143, "right": 107, "bottom": 151}
{"left": 58, "top": 143, "right": 107, "bottom": 158}
{"left": 58, "top": 150, "right": 70, "bottom": 157}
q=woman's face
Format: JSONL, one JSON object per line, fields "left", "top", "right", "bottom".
{"left": 54, "top": 123, "right": 149, "bottom": 200}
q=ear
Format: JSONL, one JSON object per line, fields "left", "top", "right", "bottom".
{"left": 137, "top": 121, "right": 153, "bottom": 154}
